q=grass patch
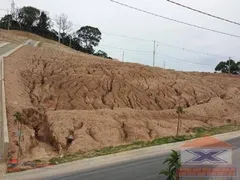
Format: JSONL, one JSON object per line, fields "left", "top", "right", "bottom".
{"left": 37, "top": 42, "right": 43, "bottom": 47}
{"left": 49, "top": 125, "right": 240, "bottom": 165}
{"left": 193, "top": 125, "right": 240, "bottom": 137}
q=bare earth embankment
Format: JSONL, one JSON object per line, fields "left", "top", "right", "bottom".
{"left": 3, "top": 36, "right": 240, "bottom": 161}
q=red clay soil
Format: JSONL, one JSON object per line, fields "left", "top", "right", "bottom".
{"left": 4, "top": 43, "right": 240, "bottom": 161}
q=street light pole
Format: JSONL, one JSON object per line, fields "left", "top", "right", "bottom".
{"left": 58, "top": 16, "right": 62, "bottom": 43}
{"left": 69, "top": 35, "right": 72, "bottom": 47}
{"left": 153, "top": 40, "right": 156, "bottom": 67}
{"left": 229, "top": 57, "right": 231, "bottom": 74}
{"left": 153, "top": 40, "right": 159, "bottom": 67}
{"left": 7, "top": 10, "right": 10, "bottom": 31}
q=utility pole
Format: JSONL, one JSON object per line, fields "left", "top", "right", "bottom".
{"left": 122, "top": 51, "right": 125, "bottom": 62}
{"left": 58, "top": 16, "right": 61, "bottom": 43}
{"left": 69, "top": 36, "right": 72, "bottom": 48}
{"left": 153, "top": 40, "right": 156, "bottom": 67}
{"left": 11, "top": 0, "right": 15, "bottom": 19}
{"left": 7, "top": 10, "right": 10, "bottom": 31}
{"left": 229, "top": 57, "right": 231, "bottom": 74}
{"left": 163, "top": 60, "right": 166, "bottom": 69}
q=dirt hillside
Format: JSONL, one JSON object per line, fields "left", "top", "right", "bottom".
{"left": 3, "top": 33, "right": 240, "bottom": 161}
{"left": 0, "top": 29, "right": 27, "bottom": 44}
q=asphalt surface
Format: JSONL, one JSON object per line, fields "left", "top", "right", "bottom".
{"left": 43, "top": 138, "right": 240, "bottom": 180}
{"left": 48, "top": 155, "right": 168, "bottom": 180}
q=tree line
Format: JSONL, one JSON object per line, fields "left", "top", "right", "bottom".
{"left": 0, "top": 6, "right": 111, "bottom": 59}
{"left": 215, "top": 59, "right": 240, "bottom": 75}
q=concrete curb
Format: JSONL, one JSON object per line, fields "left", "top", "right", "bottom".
{"left": 1, "top": 56, "right": 9, "bottom": 161}
{"left": 33, "top": 41, "right": 40, "bottom": 47}
{"left": 4, "top": 130, "right": 240, "bottom": 180}
{"left": 0, "top": 39, "right": 31, "bottom": 162}
{"left": 2, "top": 40, "right": 31, "bottom": 58}
{"left": 0, "top": 43, "right": 9, "bottom": 48}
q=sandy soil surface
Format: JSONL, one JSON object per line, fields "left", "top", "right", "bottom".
{"left": 0, "top": 29, "right": 77, "bottom": 53}
{"left": 0, "top": 162, "right": 6, "bottom": 178}
{"left": 3, "top": 37, "right": 240, "bottom": 161}
{"left": 0, "top": 29, "right": 27, "bottom": 44}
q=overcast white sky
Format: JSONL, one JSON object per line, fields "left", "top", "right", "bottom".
{"left": 1, "top": 0, "right": 240, "bottom": 72}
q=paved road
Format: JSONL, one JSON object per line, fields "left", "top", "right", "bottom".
{"left": 48, "top": 155, "right": 168, "bottom": 180}
{"left": 43, "top": 138, "right": 240, "bottom": 180}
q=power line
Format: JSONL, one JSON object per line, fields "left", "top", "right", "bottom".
{"left": 69, "top": 20, "right": 235, "bottom": 59}
{"left": 166, "top": 0, "right": 240, "bottom": 26}
{"left": 72, "top": 23, "right": 152, "bottom": 42}
{"left": 156, "top": 52, "right": 215, "bottom": 67}
{"left": 156, "top": 41, "right": 228, "bottom": 58}
{"left": 0, "top": 9, "right": 9, "bottom": 12}
{"left": 110, "top": 0, "right": 240, "bottom": 39}
{"left": 71, "top": 23, "right": 233, "bottom": 58}
{"left": 100, "top": 38, "right": 230, "bottom": 58}
{"left": 102, "top": 31, "right": 151, "bottom": 42}
{"left": 99, "top": 44, "right": 152, "bottom": 54}
{"left": 99, "top": 43, "right": 216, "bottom": 67}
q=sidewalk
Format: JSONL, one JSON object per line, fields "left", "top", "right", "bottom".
{"left": 0, "top": 43, "right": 19, "bottom": 163}
{"left": 0, "top": 40, "right": 34, "bottom": 179}
{"left": 4, "top": 130, "right": 240, "bottom": 180}
{"left": 0, "top": 42, "right": 21, "bottom": 180}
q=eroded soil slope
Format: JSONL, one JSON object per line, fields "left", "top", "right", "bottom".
{"left": 5, "top": 45, "right": 240, "bottom": 160}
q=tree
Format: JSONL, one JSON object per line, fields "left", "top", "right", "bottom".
{"left": 13, "top": 112, "right": 23, "bottom": 165}
{"left": 215, "top": 61, "right": 228, "bottom": 73}
{"left": 37, "top": 11, "right": 51, "bottom": 36}
{"left": 55, "top": 13, "right": 72, "bottom": 43}
{"left": 17, "top": 6, "right": 40, "bottom": 31}
{"left": 176, "top": 106, "right": 185, "bottom": 137}
{"left": 160, "top": 150, "right": 181, "bottom": 180}
{"left": 94, "top": 50, "right": 108, "bottom": 58}
{"left": 77, "top": 26, "right": 102, "bottom": 54}
{"left": 0, "top": 14, "right": 12, "bottom": 29}
{"left": 215, "top": 59, "right": 240, "bottom": 74}
{"left": 71, "top": 37, "right": 82, "bottom": 51}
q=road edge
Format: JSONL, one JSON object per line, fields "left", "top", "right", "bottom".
{"left": 4, "top": 130, "right": 240, "bottom": 180}
{"left": 1, "top": 39, "right": 32, "bottom": 162}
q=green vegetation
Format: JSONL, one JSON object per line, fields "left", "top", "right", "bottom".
{"left": 77, "top": 26, "right": 102, "bottom": 54}
{"left": 215, "top": 59, "right": 240, "bottom": 74}
{"left": 0, "top": 6, "right": 111, "bottom": 58}
{"left": 13, "top": 112, "right": 23, "bottom": 164}
{"left": 94, "top": 50, "right": 112, "bottom": 59}
{"left": 193, "top": 125, "right": 240, "bottom": 137}
{"left": 37, "top": 42, "right": 43, "bottom": 47}
{"left": 49, "top": 124, "right": 240, "bottom": 165}
{"left": 176, "top": 106, "right": 185, "bottom": 137}
{"left": 159, "top": 150, "right": 181, "bottom": 180}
